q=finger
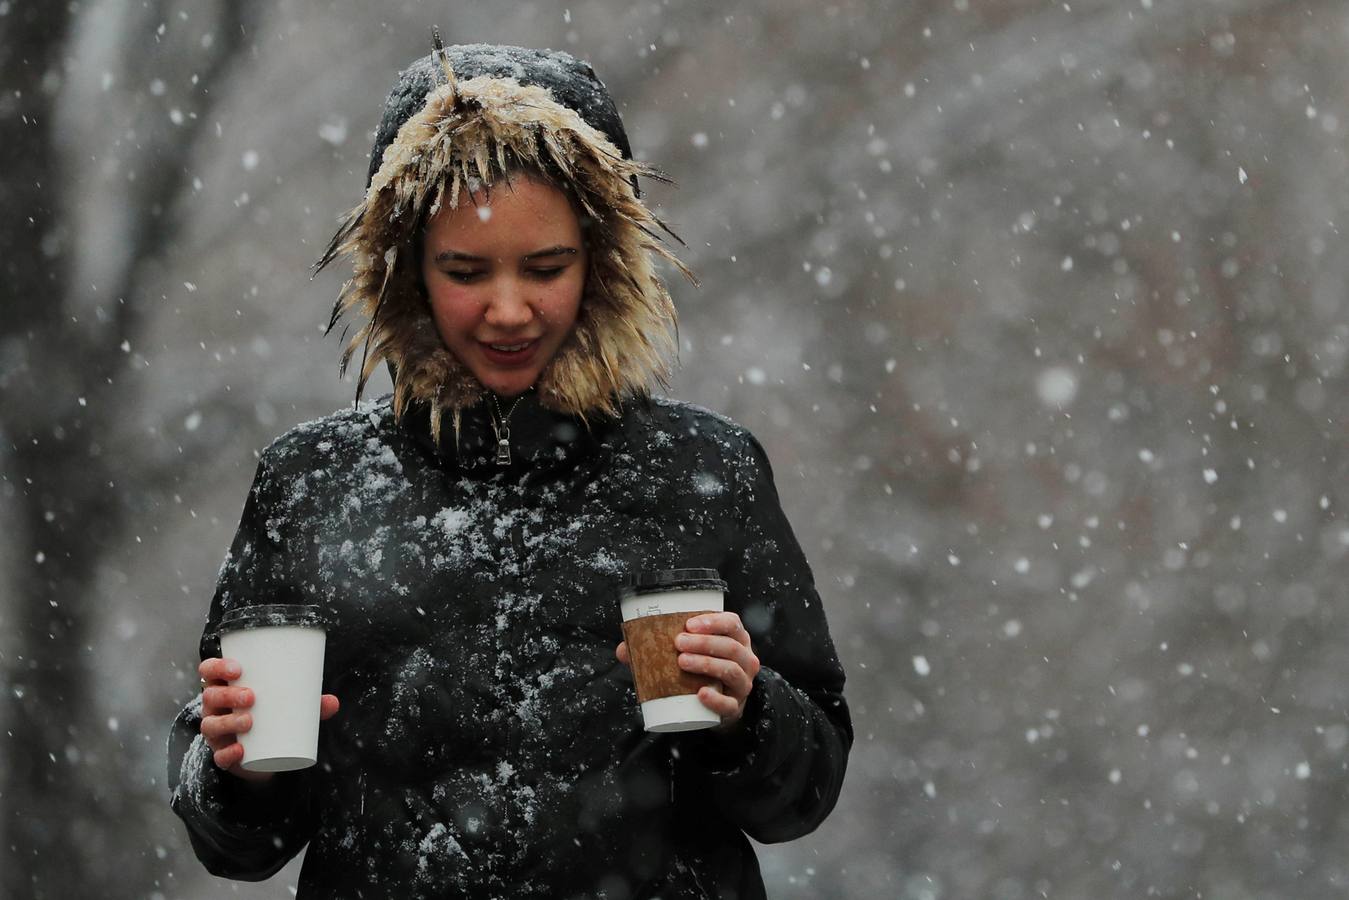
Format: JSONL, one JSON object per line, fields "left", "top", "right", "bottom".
{"left": 615, "top": 641, "right": 630, "bottom": 666}
{"left": 319, "top": 694, "right": 341, "bottom": 720}
{"left": 213, "top": 741, "right": 245, "bottom": 771}
{"left": 684, "top": 613, "right": 749, "bottom": 644}
{"left": 201, "top": 711, "right": 253, "bottom": 741}
{"left": 696, "top": 685, "right": 740, "bottom": 719}
{"left": 678, "top": 653, "right": 754, "bottom": 700}
{"left": 203, "top": 686, "right": 253, "bottom": 713}
{"left": 675, "top": 633, "right": 759, "bottom": 674}
{"left": 198, "top": 657, "right": 241, "bottom": 684}
{"left": 198, "top": 657, "right": 240, "bottom": 684}
{"left": 200, "top": 712, "right": 243, "bottom": 742}
{"left": 205, "top": 729, "right": 236, "bottom": 756}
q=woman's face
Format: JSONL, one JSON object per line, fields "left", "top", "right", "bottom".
{"left": 420, "top": 175, "right": 587, "bottom": 399}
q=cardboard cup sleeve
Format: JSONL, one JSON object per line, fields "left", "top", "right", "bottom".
{"left": 621, "top": 611, "right": 720, "bottom": 703}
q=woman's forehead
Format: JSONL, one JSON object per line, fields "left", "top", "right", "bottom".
{"left": 425, "top": 178, "right": 582, "bottom": 247}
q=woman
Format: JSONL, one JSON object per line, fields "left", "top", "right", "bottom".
{"left": 167, "top": 40, "right": 851, "bottom": 899}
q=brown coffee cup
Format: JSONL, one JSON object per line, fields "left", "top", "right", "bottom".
{"left": 618, "top": 569, "right": 727, "bottom": 732}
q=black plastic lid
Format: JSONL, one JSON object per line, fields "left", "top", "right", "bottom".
{"left": 618, "top": 568, "right": 727, "bottom": 599}
{"left": 218, "top": 604, "right": 329, "bottom": 633}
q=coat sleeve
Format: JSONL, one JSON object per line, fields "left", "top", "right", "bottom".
{"left": 165, "top": 448, "right": 321, "bottom": 880}
{"left": 676, "top": 428, "right": 853, "bottom": 843}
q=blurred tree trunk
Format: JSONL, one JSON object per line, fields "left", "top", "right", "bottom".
{"left": 0, "top": 2, "right": 254, "bottom": 895}
{"left": 0, "top": 3, "right": 83, "bottom": 894}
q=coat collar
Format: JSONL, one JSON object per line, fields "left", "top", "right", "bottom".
{"left": 396, "top": 390, "right": 611, "bottom": 474}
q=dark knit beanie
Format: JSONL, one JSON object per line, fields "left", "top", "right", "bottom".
{"left": 365, "top": 42, "right": 639, "bottom": 195}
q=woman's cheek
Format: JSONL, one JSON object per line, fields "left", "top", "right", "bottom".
{"left": 429, "top": 288, "right": 481, "bottom": 328}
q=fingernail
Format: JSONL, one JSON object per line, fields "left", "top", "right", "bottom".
{"left": 225, "top": 664, "right": 240, "bottom": 678}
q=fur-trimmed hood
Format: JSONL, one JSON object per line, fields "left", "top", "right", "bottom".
{"left": 316, "top": 39, "right": 692, "bottom": 446}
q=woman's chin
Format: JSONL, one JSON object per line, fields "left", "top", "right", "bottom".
{"left": 477, "top": 373, "right": 539, "bottom": 399}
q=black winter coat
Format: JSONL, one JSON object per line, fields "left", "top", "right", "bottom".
{"left": 167, "top": 392, "right": 851, "bottom": 899}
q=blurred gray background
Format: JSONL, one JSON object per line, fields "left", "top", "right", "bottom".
{"left": 3, "top": 0, "right": 1347, "bottom": 897}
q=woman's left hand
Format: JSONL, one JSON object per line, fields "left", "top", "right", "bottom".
{"left": 616, "top": 611, "right": 761, "bottom": 729}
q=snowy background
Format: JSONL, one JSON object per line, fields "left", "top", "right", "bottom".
{"left": 3, "top": 0, "right": 1348, "bottom": 897}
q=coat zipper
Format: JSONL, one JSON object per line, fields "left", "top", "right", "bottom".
{"left": 500, "top": 478, "right": 529, "bottom": 864}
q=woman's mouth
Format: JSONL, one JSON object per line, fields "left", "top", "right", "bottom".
{"left": 479, "top": 339, "right": 540, "bottom": 366}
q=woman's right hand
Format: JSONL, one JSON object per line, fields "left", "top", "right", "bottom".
{"left": 198, "top": 657, "right": 341, "bottom": 784}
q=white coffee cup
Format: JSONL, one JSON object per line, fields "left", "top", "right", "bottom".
{"left": 218, "top": 604, "right": 328, "bottom": 772}
{"left": 618, "top": 569, "right": 727, "bottom": 733}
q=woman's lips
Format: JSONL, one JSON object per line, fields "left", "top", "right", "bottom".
{"left": 478, "top": 339, "right": 540, "bottom": 367}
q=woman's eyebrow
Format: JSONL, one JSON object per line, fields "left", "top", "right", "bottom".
{"left": 523, "top": 246, "right": 579, "bottom": 260}
{"left": 432, "top": 246, "right": 579, "bottom": 263}
{"left": 433, "top": 249, "right": 486, "bottom": 263}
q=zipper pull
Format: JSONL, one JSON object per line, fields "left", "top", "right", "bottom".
{"left": 495, "top": 426, "right": 511, "bottom": 466}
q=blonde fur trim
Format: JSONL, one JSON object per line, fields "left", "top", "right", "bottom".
{"left": 317, "top": 56, "right": 694, "bottom": 447}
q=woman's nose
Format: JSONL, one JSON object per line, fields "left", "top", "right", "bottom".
{"left": 483, "top": 279, "right": 534, "bottom": 329}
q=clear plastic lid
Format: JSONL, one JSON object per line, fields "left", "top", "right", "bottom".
{"left": 218, "top": 603, "right": 329, "bottom": 633}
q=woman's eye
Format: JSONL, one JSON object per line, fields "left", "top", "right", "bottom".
{"left": 445, "top": 270, "right": 482, "bottom": 284}
{"left": 529, "top": 267, "right": 564, "bottom": 280}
